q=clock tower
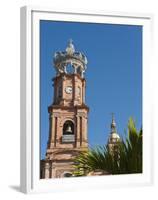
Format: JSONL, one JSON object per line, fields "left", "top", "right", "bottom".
{"left": 41, "top": 40, "right": 89, "bottom": 178}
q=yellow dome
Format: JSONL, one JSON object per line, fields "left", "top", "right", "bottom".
{"left": 110, "top": 132, "right": 120, "bottom": 139}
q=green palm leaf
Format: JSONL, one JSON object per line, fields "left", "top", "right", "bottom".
{"left": 73, "top": 117, "right": 142, "bottom": 176}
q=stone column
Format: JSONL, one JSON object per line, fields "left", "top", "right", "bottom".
{"left": 44, "top": 162, "right": 50, "bottom": 179}
{"left": 51, "top": 163, "right": 56, "bottom": 178}
{"left": 55, "top": 116, "right": 60, "bottom": 147}
{"left": 82, "top": 80, "right": 86, "bottom": 103}
{"left": 82, "top": 116, "right": 88, "bottom": 147}
{"left": 62, "top": 75, "right": 65, "bottom": 105}
{"left": 73, "top": 75, "right": 76, "bottom": 105}
{"left": 47, "top": 114, "right": 52, "bottom": 148}
{"left": 76, "top": 115, "right": 81, "bottom": 148}
{"left": 74, "top": 65, "right": 77, "bottom": 74}
{"left": 49, "top": 114, "right": 55, "bottom": 148}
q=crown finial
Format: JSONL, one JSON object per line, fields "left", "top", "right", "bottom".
{"left": 53, "top": 40, "right": 87, "bottom": 77}
{"left": 66, "top": 39, "right": 75, "bottom": 55}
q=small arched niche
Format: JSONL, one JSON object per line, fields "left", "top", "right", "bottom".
{"left": 63, "top": 120, "right": 74, "bottom": 135}
{"left": 62, "top": 120, "right": 75, "bottom": 143}
{"left": 61, "top": 171, "right": 73, "bottom": 178}
{"left": 66, "top": 63, "right": 74, "bottom": 74}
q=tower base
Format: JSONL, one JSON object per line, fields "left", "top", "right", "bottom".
{"left": 40, "top": 148, "right": 87, "bottom": 178}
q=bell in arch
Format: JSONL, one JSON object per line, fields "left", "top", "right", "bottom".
{"left": 65, "top": 125, "right": 72, "bottom": 134}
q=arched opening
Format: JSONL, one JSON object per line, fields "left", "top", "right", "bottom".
{"left": 63, "top": 120, "right": 74, "bottom": 135}
{"left": 61, "top": 171, "right": 73, "bottom": 178}
{"left": 62, "top": 120, "right": 75, "bottom": 143}
{"left": 63, "top": 172, "right": 72, "bottom": 177}
{"left": 66, "top": 63, "right": 74, "bottom": 74}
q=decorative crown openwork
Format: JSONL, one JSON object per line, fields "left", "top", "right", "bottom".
{"left": 53, "top": 40, "right": 88, "bottom": 78}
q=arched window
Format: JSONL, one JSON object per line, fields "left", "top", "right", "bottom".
{"left": 62, "top": 120, "right": 75, "bottom": 143}
{"left": 66, "top": 63, "right": 74, "bottom": 74}
{"left": 61, "top": 171, "right": 72, "bottom": 178}
{"left": 63, "top": 120, "right": 74, "bottom": 135}
{"left": 63, "top": 172, "right": 72, "bottom": 177}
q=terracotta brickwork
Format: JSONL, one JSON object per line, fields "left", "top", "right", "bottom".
{"left": 41, "top": 73, "right": 89, "bottom": 179}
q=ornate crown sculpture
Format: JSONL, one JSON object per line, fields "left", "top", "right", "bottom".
{"left": 53, "top": 39, "right": 88, "bottom": 78}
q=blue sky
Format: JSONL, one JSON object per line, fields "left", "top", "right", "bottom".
{"left": 40, "top": 20, "right": 142, "bottom": 159}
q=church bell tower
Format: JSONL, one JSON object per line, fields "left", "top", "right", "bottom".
{"left": 41, "top": 40, "right": 89, "bottom": 178}
{"left": 107, "top": 114, "right": 121, "bottom": 155}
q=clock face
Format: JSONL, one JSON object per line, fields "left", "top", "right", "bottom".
{"left": 65, "top": 86, "right": 72, "bottom": 94}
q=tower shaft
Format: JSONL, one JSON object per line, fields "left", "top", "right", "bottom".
{"left": 41, "top": 41, "right": 89, "bottom": 179}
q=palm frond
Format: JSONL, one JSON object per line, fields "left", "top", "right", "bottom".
{"left": 73, "top": 117, "right": 142, "bottom": 176}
